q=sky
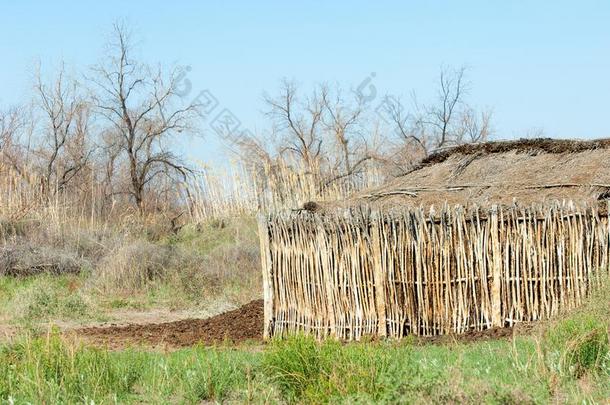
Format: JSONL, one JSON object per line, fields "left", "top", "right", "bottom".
{"left": 1, "top": 1, "right": 609, "bottom": 164}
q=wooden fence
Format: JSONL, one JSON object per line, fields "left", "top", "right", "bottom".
{"left": 258, "top": 202, "right": 610, "bottom": 340}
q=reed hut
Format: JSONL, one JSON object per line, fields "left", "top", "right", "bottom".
{"left": 258, "top": 139, "right": 610, "bottom": 340}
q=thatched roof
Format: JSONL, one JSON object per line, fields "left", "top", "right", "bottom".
{"left": 327, "top": 138, "right": 610, "bottom": 211}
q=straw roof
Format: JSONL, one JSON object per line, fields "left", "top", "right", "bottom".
{"left": 326, "top": 138, "right": 610, "bottom": 211}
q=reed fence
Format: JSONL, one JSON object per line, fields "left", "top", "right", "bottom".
{"left": 258, "top": 202, "right": 610, "bottom": 340}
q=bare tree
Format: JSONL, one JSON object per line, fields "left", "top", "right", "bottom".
{"left": 0, "top": 106, "right": 28, "bottom": 175}
{"left": 385, "top": 66, "right": 494, "bottom": 161}
{"left": 523, "top": 127, "right": 546, "bottom": 139}
{"left": 89, "top": 23, "right": 200, "bottom": 212}
{"left": 423, "top": 66, "right": 467, "bottom": 149}
{"left": 321, "top": 86, "right": 373, "bottom": 185}
{"left": 226, "top": 81, "right": 380, "bottom": 207}
{"left": 383, "top": 95, "right": 429, "bottom": 155}
{"left": 264, "top": 80, "right": 325, "bottom": 172}
{"left": 456, "top": 107, "right": 493, "bottom": 144}
{"left": 97, "top": 127, "right": 123, "bottom": 211}
{"left": 0, "top": 108, "right": 20, "bottom": 148}
{"left": 34, "top": 65, "right": 93, "bottom": 196}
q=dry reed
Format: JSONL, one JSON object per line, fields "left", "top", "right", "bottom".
{"left": 0, "top": 156, "right": 383, "bottom": 228}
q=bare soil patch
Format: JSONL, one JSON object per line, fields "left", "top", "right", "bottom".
{"left": 76, "top": 299, "right": 264, "bottom": 349}
{"left": 74, "top": 299, "right": 533, "bottom": 349}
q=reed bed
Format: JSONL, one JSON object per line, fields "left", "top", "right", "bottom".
{"left": 0, "top": 158, "right": 383, "bottom": 228}
{"left": 259, "top": 202, "right": 610, "bottom": 340}
{"left": 188, "top": 160, "right": 384, "bottom": 222}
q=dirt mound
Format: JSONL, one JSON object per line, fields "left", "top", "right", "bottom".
{"left": 420, "top": 138, "right": 610, "bottom": 166}
{"left": 77, "top": 299, "right": 264, "bottom": 349}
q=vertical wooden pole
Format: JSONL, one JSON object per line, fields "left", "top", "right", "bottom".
{"left": 316, "top": 217, "right": 337, "bottom": 338}
{"left": 258, "top": 214, "right": 274, "bottom": 339}
{"left": 607, "top": 201, "right": 610, "bottom": 276}
{"left": 490, "top": 205, "right": 503, "bottom": 328}
{"left": 371, "top": 212, "right": 387, "bottom": 337}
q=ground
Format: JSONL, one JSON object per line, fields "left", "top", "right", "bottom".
{"left": 1, "top": 282, "right": 607, "bottom": 404}
{"left": 0, "top": 216, "right": 608, "bottom": 404}
{"left": 75, "top": 299, "right": 264, "bottom": 349}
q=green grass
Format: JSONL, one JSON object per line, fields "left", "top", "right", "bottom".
{"left": 0, "top": 217, "right": 607, "bottom": 403}
{"left": 0, "top": 331, "right": 265, "bottom": 404}
{"left": 1, "top": 311, "right": 608, "bottom": 404}
{"left": 0, "top": 274, "right": 102, "bottom": 325}
{"left": 261, "top": 335, "right": 557, "bottom": 404}
{"left": 0, "top": 278, "right": 608, "bottom": 404}
{"left": 0, "top": 331, "right": 266, "bottom": 404}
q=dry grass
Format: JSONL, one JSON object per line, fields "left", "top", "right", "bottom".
{"left": 0, "top": 164, "right": 261, "bottom": 319}
{"left": 0, "top": 153, "right": 378, "bottom": 324}
{"left": 92, "top": 240, "right": 179, "bottom": 292}
{"left": 188, "top": 158, "right": 384, "bottom": 220}
{"left": 0, "top": 151, "right": 381, "bottom": 229}
{"left": 0, "top": 206, "right": 266, "bottom": 326}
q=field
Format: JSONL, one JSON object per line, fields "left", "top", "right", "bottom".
{"left": 0, "top": 290, "right": 608, "bottom": 404}
{"left": 0, "top": 216, "right": 261, "bottom": 337}
{"left": 0, "top": 215, "right": 608, "bottom": 404}
{"left": 2, "top": 4, "right": 610, "bottom": 403}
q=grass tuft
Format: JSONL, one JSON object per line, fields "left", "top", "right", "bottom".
{"left": 541, "top": 280, "right": 610, "bottom": 380}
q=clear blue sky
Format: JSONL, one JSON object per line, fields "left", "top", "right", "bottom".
{"left": 1, "top": 1, "right": 609, "bottom": 164}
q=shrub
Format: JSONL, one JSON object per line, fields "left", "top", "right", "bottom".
{"left": 262, "top": 334, "right": 325, "bottom": 400}
{"left": 0, "top": 243, "right": 83, "bottom": 276}
{"left": 90, "top": 237, "right": 259, "bottom": 300}
{"left": 544, "top": 313, "right": 609, "bottom": 378}
{"left": 541, "top": 277, "right": 610, "bottom": 379}
{"left": 9, "top": 279, "right": 93, "bottom": 321}
{"left": 262, "top": 335, "right": 400, "bottom": 403}
{"left": 92, "top": 240, "right": 175, "bottom": 292}
{"left": 199, "top": 242, "right": 259, "bottom": 280}
{"left": 55, "top": 228, "right": 118, "bottom": 262}
{"left": 0, "top": 218, "right": 40, "bottom": 239}
{"left": 565, "top": 328, "right": 609, "bottom": 378}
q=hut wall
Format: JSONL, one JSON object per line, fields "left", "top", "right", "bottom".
{"left": 258, "top": 203, "right": 610, "bottom": 340}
